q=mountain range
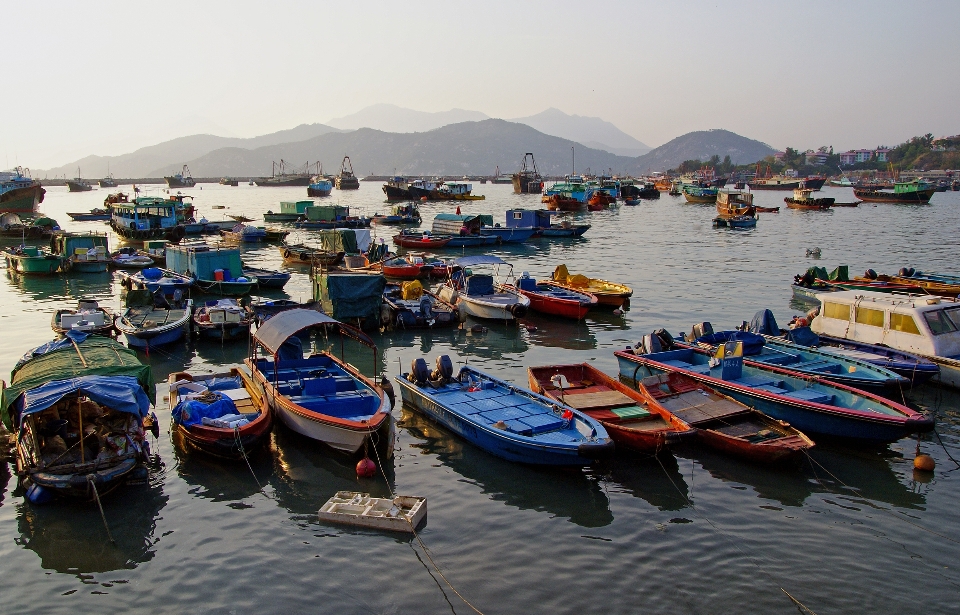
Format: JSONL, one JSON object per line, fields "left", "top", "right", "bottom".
{"left": 37, "top": 106, "right": 775, "bottom": 178}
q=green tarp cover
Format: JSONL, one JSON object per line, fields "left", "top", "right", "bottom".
{"left": 319, "top": 273, "right": 385, "bottom": 321}
{"left": 318, "top": 230, "right": 358, "bottom": 255}
{"left": 829, "top": 265, "right": 849, "bottom": 281}
{"left": 478, "top": 215, "right": 494, "bottom": 227}
{"left": 2, "top": 337, "right": 155, "bottom": 429}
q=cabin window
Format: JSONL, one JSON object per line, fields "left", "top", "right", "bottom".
{"left": 513, "top": 212, "right": 523, "bottom": 219}
{"left": 890, "top": 313, "right": 922, "bottom": 335}
{"left": 922, "top": 310, "right": 958, "bottom": 335}
{"left": 822, "top": 302, "right": 850, "bottom": 320}
{"left": 945, "top": 308, "right": 960, "bottom": 330}
{"left": 854, "top": 306, "right": 885, "bottom": 328}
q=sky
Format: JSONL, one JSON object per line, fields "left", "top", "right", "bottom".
{"left": 4, "top": 0, "right": 959, "bottom": 170}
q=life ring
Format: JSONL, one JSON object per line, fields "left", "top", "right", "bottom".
{"left": 283, "top": 249, "right": 292, "bottom": 259}
{"left": 129, "top": 221, "right": 137, "bottom": 230}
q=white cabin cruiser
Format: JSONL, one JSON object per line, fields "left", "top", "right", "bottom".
{"left": 436, "top": 255, "right": 530, "bottom": 322}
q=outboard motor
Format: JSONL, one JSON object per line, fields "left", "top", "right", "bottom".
{"left": 690, "top": 322, "right": 713, "bottom": 341}
{"left": 864, "top": 269, "right": 878, "bottom": 280}
{"left": 431, "top": 355, "right": 454, "bottom": 384}
{"left": 419, "top": 296, "right": 433, "bottom": 320}
{"left": 509, "top": 303, "right": 528, "bottom": 318}
{"left": 409, "top": 358, "right": 430, "bottom": 386}
{"left": 639, "top": 332, "right": 662, "bottom": 354}
{"left": 653, "top": 328, "right": 675, "bottom": 351}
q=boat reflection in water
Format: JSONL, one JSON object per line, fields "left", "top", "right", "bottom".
{"left": 172, "top": 432, "right": 277, "bottom": 503}
{"left": 14, "top": 481, "right": 168, "bottom": 575}
{"left": 524, "top": 315, "right": 598, "bottom": 350}
{"left": 268, "top": 428, "right": 396, "bottom": 517}
{"left": 605, "top": 455, "right": 690, "bottom": 512}
{"left": 688, "top": 444, "right": 926, "bottom": 510}
{"left": 398, "top": 405, "right": 612, "bottom": 528}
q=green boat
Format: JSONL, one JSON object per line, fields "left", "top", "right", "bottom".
{"left": 853, "top": 178, "right": 937, "bottom": 203}
{"left": 166, "top": 243, "right": 258, "bottom": 296}
{"left": 2, "top": 245, "right": 63, "bottom": 275}
{"left": 51, "top": 232, "right": 111, "bottom": 273}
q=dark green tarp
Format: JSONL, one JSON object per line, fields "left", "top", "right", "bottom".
{"left": 318, "top": 230, "right": 359, "bottom": 255}
{"left": 317, "top": 273, "right": 385, "bottom": 323}
{"left": 2, "top": 337, "right": 155, "bottom": 430}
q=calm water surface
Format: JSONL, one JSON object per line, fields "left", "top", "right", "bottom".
{"left": 1, "top": 183, "right": 958, "bottom": 614}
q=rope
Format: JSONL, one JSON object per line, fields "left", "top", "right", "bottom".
{"left": 369, "top": 433, "right": 485, "bottom": 615}
{"left": 653, "top": 455, "right": 819, "bottom": 614}
{"left": 234, "top": 427, "right": 268, "bottom": 497}
{"left": 802, "top": 450, "right": 960, "bottom": 545}
{"left": 87, "top": 474, "right": 115, "bottom": 543}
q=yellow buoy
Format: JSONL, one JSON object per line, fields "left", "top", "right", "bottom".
{"left": 914, "top": 453, "right": 936, "bottom": 472}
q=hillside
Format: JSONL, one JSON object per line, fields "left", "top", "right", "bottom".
{"left": 39, "top": 123, "right": 341, "bottom": 179}
{"left": 150, "top": 119, "right": 639, "bottom": 178}
{"left": 509, "top": 108, "right": 651, "bottom": 157}
{"left": 327, "top": 104, "right": 489, "bottom": 133}
{"left": 633, "top": 129, "right": 776, "bottom": 174}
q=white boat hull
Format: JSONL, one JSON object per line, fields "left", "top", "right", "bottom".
{"left": 274, "top": 404, "right": 394, "bottom": 454}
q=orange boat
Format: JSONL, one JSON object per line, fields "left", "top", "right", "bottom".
{"left": 528, "top": 362, "right": 694, "bottom": 453}
{"left": 545, "top": 264, "right": 632, "bottom": 308}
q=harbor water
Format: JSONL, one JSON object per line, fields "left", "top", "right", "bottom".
{"left": 1, "top": 182, "right": 958, "bottom": 614}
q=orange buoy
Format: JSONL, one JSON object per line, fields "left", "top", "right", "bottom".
{"left": 420, "top": 196, "right": 428, "bottom": 201}
{"left": 914, "top": 453, "right": 935, "bottom": 472}
{"left": 356, "top": 457, "right": 377, "bottom": 478}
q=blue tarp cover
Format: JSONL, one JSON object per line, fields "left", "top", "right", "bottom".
{"left": 785, "top": 326, "right": 821, "bottom": 347}
{"left": 20, "top": 375, "right": 151, "bottom": 419}
{"left": 172, "top": 392, "right": 238, "bottom": 426}
{"left": 748, "top": 309, "right": 781, "bottom": 336}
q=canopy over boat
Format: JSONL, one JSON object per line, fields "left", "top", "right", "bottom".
{"left": 2, "top": 331, "right": 155, "bottom": 429}
{"left": 252, "top": 308, "right": 376, "bottom": 356}
{"left": 455, "top": 255, "right": 509, "bottom": 267}
{"left": 20, "top": 375, "right": 151, "bottom": 420}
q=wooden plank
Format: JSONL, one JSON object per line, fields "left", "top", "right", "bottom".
{"left": 561, "top": 390, "right": 635, "bottom": 410}
{"left": 661, "top": 392, "right": 744, "bottom": 425}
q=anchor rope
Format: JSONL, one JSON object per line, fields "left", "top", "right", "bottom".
{"left": 370, "top": 429, "right": 485, "bottom": 615}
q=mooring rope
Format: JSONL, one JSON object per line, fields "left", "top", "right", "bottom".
{"left": 369, "top": 432, "right": 485, "bottom": 615}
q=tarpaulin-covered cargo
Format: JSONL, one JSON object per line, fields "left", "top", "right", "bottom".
{"left": 314, "top": 271, "right": 386, "bottom": 328}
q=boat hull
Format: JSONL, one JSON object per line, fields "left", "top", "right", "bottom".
{"left": 395, "top": 372, "right": 613, "bottom": 466}
{"left": 0, "top": 183, "right": 44, "bottom": 214}
{"left": 4, "top": 252, "right": 63, "bottom": 275}
{"left": 308, "top": 185, "right": 333, "bottom": 197}
{"left": 195, "top": 279, "right": 257, "bottom": 296}
{"left": 615, "top": 350, "right": 932, "bottom": 444}
{"left": 195, "top": 322, "right": 251, "bottom": 340}
{"left": 27, "top": 457, "right": 140, "bottom": 500}
{"left": 853, "top": 188, "right": 936, "bottom": 203}
{"left": 123, "top": 320, "right": 190, "bottom": 347}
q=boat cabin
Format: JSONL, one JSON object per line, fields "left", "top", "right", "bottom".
{"left": 112, "top": 198, "right": 179, "bottom": 231}
{"left": 717, "top": 191, "right": 755, "bottom": 207}
{"left": 167, "top": 243, "right": 245, "bottom": 282}
{"left": 811, "top": 290, "right": 960, "bottom": 359}
{"left": 51, "top": 232, "right": 110, "bottom": 262}
{"left": 441, "top": 182, "right": 472, "bottom": 196}
{"left": 410, "top": 179, "right": 439, "bottom": 192}
{"left": 305, "top": 204, "right": 350, "bottom": 222}
{"left": 280, "top": 201, "right": 314, "bottom": 215}
{"left": 506, "top": 209, "right": 555, "bottom": 229}
{"left": 433, "top": 213, "right": 481, "bottom": 235}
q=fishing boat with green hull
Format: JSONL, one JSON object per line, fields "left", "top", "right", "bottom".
{"left": 1, "top": 332, "right": 157, "bottom": 504}
{"left": 853, "top": 178, "right": 937, "bottom": 203}
{"left": 51, "top": 232, "right": 111, "bottom": 273}
{"left": 2, "top": 245, "right": 63, "bottom": 275}
{"left": 166, "top": 243, "right": 258, "bottom": 296}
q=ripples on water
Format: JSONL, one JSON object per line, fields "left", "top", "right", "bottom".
{"left": 1, "top": 183, "right": 958, "bottom": 613}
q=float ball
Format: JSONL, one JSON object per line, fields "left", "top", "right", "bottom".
{"left": 356, "top": 457, "right": 377, "bottom": 478}
{"left": 914, "top": 453, "right": 935, "bottom": 472}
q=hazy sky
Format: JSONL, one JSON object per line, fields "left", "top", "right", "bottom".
{"left": 5, "top": 0, "right": 958, "bottom": 169}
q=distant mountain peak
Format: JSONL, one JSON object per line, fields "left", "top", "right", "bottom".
{"left": 508, "top": 108, "right": 651, "bottom": 156}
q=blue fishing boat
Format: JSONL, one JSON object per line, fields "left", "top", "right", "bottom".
{"left": 372, "top": 202, "right": 421, "bottom": 225}
{"left": 615, "top": 335, "right": 933, "bottom": 444}
{"left": 241, "top": 265, "right": 290, "bottom": 288}
{"left": 505, "top": 209, "right": 590, "bottom": 238}
{"left": 166, "top": 243, "right": 258, "bottom": 296}
{"left": 686, "top": 323, "right": 909, "bottom": 392}
{"left": 712, "top": 215, "right": 756, "bottom": 228}
{"left": 745, "top": 309, "right": 940, "bottom": 386}
{"left": 115, "top": 289, "right": 193, "bottom": 349}
{"left": 477, "top": 214, "right": 536, "bottom": 243}
{"left": 395, "top": 358, "right": 614, "bottom": 465}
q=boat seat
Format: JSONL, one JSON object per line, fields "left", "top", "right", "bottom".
{"left": 518, "top": 402, "right": 551, "bottom": 416}
{"left": 752, "top": 384, "right": 790, "bottom": 395}
{"left": 277, "top": 383, "right": 302, "bottom": 396}
{"left": 730, "top": 375, "right": 782, "bottom": 388}
{"left": 518, "top": 277, "right": 538, "bottom": 291}
{"left": 781, "top": 389, "right": 833, "bottom": 405}
{"left": 790, "top": 360, "right": 842, "bottom": 374}
{"left": 303, "top": 376, "right": 337, "bottom": 397}
{"left": 517, "top": 413, "right": 566, "bottom": 435}
{"left": 760, "top": 352, "right": 801, "bottom": 366}
{"left": 467, "top": 397, "right": 507, "bottom": 412}
{"left": 466, "top": 275, "right": 495, "bottom": 296}
{"left": 661, "top": 360, "right": 710, "bottom": 375}
{"left": 504, "top": 420, "right": 533, "bottom": 436}
{"left": 479, "top": 407, "right": 530, "bottom": 423}
{"left": 611, "top": 405, "right": 651, "bottom": 420}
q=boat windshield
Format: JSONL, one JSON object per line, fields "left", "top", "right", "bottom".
{"left": 923, "top": 307, "right": 960, "bottom": 335}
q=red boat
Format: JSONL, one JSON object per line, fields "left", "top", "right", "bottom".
{"left": 168, "top": 367, "right": 273, "bottom": 459}
{"left": 587, "top": 192, "right": 615, "bottom": 210}
{"left": 542, "top": 194, "right": 583, "bottom": 211}
{"left": 381, "top": 256, "right": 434, "bottom": 279}
{"left": 512, "top": 275, "right": 598, "bottom": 319}
{"left": 528, "top": 363, "right": 695, "bottom": 454}
{"left": 392, "top": 231, "right": 452, "bottom": 249}
{"left": 638, "top": 371, "right": 815, "bottom": 465}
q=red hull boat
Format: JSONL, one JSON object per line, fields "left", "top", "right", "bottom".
{"left": 392, "top": 232, "right": 452, "bottom": 249}
{"left": 528, "top": 363, "right": 695, "bottom": 453}
{"left": 587, "top": 192, "right": 615, "bottom": 210}
{"left": 542, "top": 194, "right": 583, "bottom": 211}
{"left": 382, "top": 257, "right": 434, "bottom": 279}
{"left": 511, "top": 275, "right": 598, "bottom": 319}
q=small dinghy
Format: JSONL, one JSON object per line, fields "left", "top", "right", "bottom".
{"left": 436, "top": 255, "right": 530, "bottom": 322}
{"left": 168, "top": 366, "right": 272, "bottom": 459}
{"left": 381, "top": 281, "right": 461, "bottom": 330}
{"left": 318, "top": 491, "right": 427, "bottom": 533}
{"left": 392, "top": 230, "right": 452, "bottom": 249}
{"left": 528, "top": 362, "right": 694, "bottom": 453}
{"left": 115, "top": 289, "right": 193, "bottom": 349}
{"left": 278, "top": 243, "right": 345, "bottom": 266}
{"left": 511, "top": 272, "right": 598, "bottom": 319}
{"left": 382, "top": 255, "right": 434, "bottom": 279}
{"left": 119, "top": 267, "right": 194, "bottom": 293}
{"left": 638, "top": 371, "right": 815, "bottom": 464}
{"left": 241, "top": 265, "right": 290, "bottom": 288}
{"left": 396, "top": 356, "right": 614, "bottom": 465}
{"left": 111, "top": 248, "right": 155, "bottom": 269}
{"left": 193, "top": 299, "right": 255, "bottom": 340}
{"left": 52, "top": 299, "right": 114, "bottom": 336}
